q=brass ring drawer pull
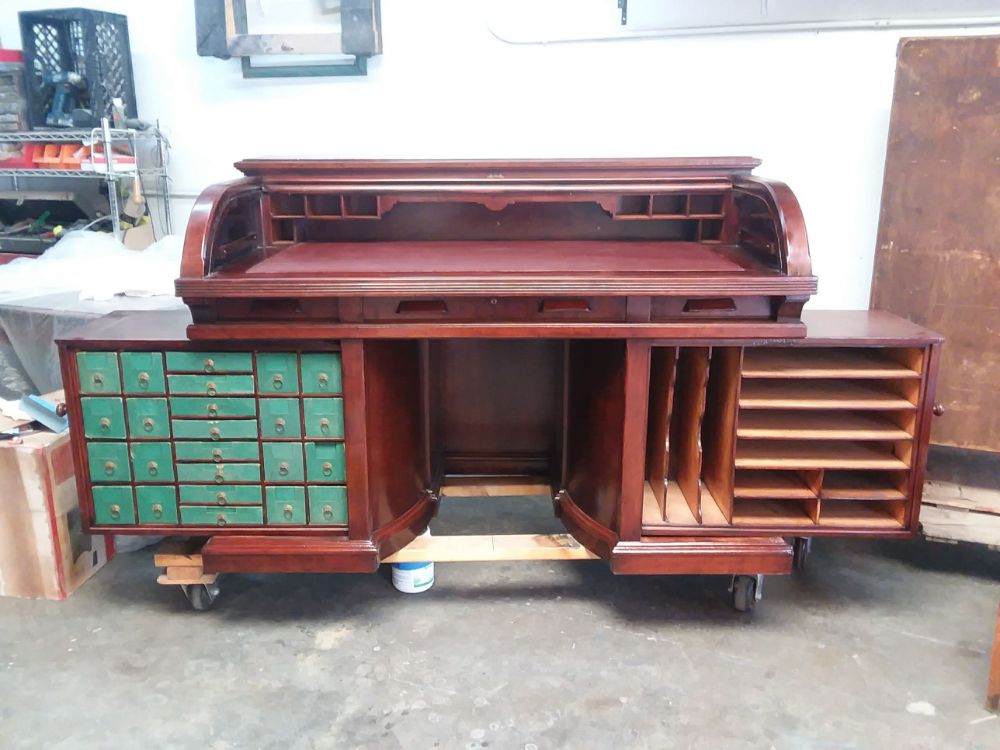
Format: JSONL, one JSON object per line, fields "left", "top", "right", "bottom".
{"left": 207, "top": 403, "right": 219, "bottom": 417}
{"left": 214, "top": 467, "right": 225, "bottom": 483}
{"left": 279, "top": 461, "right": 289, "bottom": 476}
{"left": 275, "top": 417, "right": 286, "bottom": 433}
{"left": 147, "top": 461, "right": 158, "bottom": 476}
{"left": 151, "top": 503, "right": 163, "bottom": 518}
{"left": 209, "top": 427, "right": 221, "bottom": 440}
{"left": 319, "top": 417, "right": 330, "bottom": 433}
{"left": 318, "top": 372, "right": 329, "bottom": 388}
{"left": 322, "top": 505, "right": 333, "bottom": 520}
{"left": 212, "top": 448, "right": 223, "bottom": 462}
{"left": 109, "top": 504, "right": 121, "bottom": 519}
{"left": 103, "top": 460, "right": 116, "bottom": 476}
{"left": 322, "top": 462, "right": 333, "bottom": 476}
{"left": 272, "top": 373, "right": 284, "bottom": 390}
{"left": 99, "top": 417, "right": 111, "bottom": 431}
{"left": 138, "top": 372, "right": 150, "bottom": 388}
{"left": 216, "top": 492, "right": 227, "bottom": 505}
{"left": 206, "top": 381, "right": 217, "bottom": 396}
{"left": 143, "top": 417, "right": 155, "bottom": 432}
{"left": 204, "top": 357, "right": 215, "bottom": 372}
{"left": 283, "top": 504, "right": 294, "bottom": 520}
{"left": 92, "top": 373, "right": 104, "bottom": 387}
{"left": 216, "top": 514, "right": 228, "bottom": 527}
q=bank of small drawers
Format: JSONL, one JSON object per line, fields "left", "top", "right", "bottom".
{"left": 76, "top": 350, "right": 348, "bottom": 529}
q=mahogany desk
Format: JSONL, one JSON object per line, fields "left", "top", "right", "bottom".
{"left": 56, "top": 159, "right": 943, "bottom": 610}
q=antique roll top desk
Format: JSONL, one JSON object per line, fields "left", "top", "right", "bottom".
{"left": 57, "top": 158, "right": 942, "bottom": 610}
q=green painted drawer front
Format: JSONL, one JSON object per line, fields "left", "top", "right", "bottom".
{"left": 262, "top": 442, "right": 305, "bottom": 481}
{"left": 177, "top": 462, "right": 261, "bottom": 483}
{"left": 136, "top": 486, "right": 178, "bottom": 524}
{"left": 180, "top": 505, "right": 264, "bottom": 527}
{"left": 120, "top": 352, "right": 165, "bottom": 394}
{"left": 130, "top": 442, "right": 175, "bottom": 482}
{"left": 308, "top": 486, "right": 348, "bottom": 525}
{"left": 259, "top": 398, "right": 302, "bottom": 438}
{"left": 87, "top": 442, "right": 131, "bottom": 483}
{"left": 171, "top": 419, "right": 258, "bottom": 440}
{"left": 165, "top": 351, "right": 252, "bottom": 373}
{"left": 266, "top": 486, "right": 306, "bottom": 525}
{"left": 77, "top": 352, "right": 120, "bottom": 394}
{"left": 303, "top": 398, "right": 345, "bottom": 439}
{"left": 126, "top": 398, "right": 170, "bottom": 438}
{"left": 81, "top": 397, "right": 126, "bottom": 439}
{"left": 92, "top": 486, "right": 135, "bottom": 525}
{"left": 173, "top": 441, "right": 259, "bottom": 463}
{"left": 301, "top": 353, "right": 342, "bottom": 394}
{"left": 179, "top": 484, "right": 262, "bottom": 505}
{"left": 169, "top": 397, "right": 256, "bottom": 418}
{"left": 305, "top": 441, "right": 346, "bottom": 482}
{"left": 167, "top": 374, "right": 255, "bottom": 396}
{"left": 256, "top": 353, "right": 299, "bottom": 394}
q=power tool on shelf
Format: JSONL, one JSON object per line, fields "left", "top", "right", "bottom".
{"left": 42, "top": 70, "right": 92, "bottom": 128}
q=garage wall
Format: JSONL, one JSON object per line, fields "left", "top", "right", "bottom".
{"left": 1, "top": 1, "right": 997, "bottom": 309}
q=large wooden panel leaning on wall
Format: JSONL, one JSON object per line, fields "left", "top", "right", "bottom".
{"left": 57, "top": 158, "right": 943, "bottom": 582}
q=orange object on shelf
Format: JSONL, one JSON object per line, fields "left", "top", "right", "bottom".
{"left": 36, "top": 143, "right": 62, "bottom": 167}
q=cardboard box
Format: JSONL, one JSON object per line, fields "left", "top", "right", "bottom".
{"left": 0, "top": 392, "right": 113, "bottom": 599}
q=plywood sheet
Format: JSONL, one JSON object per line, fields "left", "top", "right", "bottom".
{"left": 871, "top": 35, "right": 1000, "bottom": 451}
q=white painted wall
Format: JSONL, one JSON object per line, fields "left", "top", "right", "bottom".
{"left": 2, "top": 1, "right": 997, "bottom": 309}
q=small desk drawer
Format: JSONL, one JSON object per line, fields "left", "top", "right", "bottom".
{"left": 87, "top": 442, "right": 131, "bottom": 483}
{"left": 266, "top": 486, "right": 307, "bottom": 525}
{"left": 308, "top": 486, "right": 348, "bottom": 525}
{"left": 174, "top": 441, "right": 260, "bottom": 463}
{"left": 179, "top": 484, "right": 262, "bottom": 505}
{"left": 126, "top": 398, "right": 170, "bottom": 438}
{"left": 120, "top": 352, "right": 165, "bottom": 394}
{"left": 130, "top": 442, "right": 174, "bottom": 482}
{"left": 303, "top": 398, "right": 344, "bottom": 438}
{"left": 305, "top": 441, "right": 346, "bottom": 482}
{"left": 171, "top": 419, "right": 259, "bottom": 440}
{"left": 259, "top": 398, "right": 303, "bottom": 438}
{"left": 136, "top": 485, "right": 178, "bottom": 524}
{"left": 77, "top": 352, "right": 120, "bottom": 394}
{"left": 301, "top": 353, "right": 342, "bottom": 394}
{"left": 262, "top": 442, "right": 305, "bottom": 481}
{"left": 362, "top": 296, "right": 628, "bottom": 323}
{"left": 180, "top": 505, "right": 264, "bottom": 527}
{"left": 256, "top": 353, "right": 300, "bottom": 394}
{"left": 81, "top": 397, "right": 126, "bottom": 440}
{"left": 167, "top": 374, "right": 255, "bottom": 396}
{"left": 92, "top": 486, "right": 135, "bottom": 525}
{"left": 165, "top": 352, "right": 252, "bottom": 373}
{"left": 176, "top": 462, "right": 261, "bottom": 483}
{"left": 169, "top": 397, "right": 256, "bottom": 418}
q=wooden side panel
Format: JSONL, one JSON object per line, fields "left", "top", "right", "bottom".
{"left": 669, "top": 347, "right": 710, "bottom": 522}
{"left": 702, "top": 346, "right": 742, "bottom": 523}
{"left": 565, "top": 340, "right": 627, "bottom": 536}
{"left": 871, "top": 35, "right": 997, "bottom": 451}
{"left": 645, "top": 347, "right": 678, "bottom": 517}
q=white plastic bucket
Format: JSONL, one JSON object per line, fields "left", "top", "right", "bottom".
{"left": 392, "top": 528, "right": 434, "bottom": 593}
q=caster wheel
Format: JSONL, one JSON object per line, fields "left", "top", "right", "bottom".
{"left": 793, "top": 537, "right": 812, "bottom": 571}
{"left": 730, "top": 574, "right": 762, "bottom": 613}
{"left": 183, "top": 583, "right": 220, "bottom": 611}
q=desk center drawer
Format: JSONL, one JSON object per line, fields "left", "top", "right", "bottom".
{"left": 167, "top": 374, "right": 255, "bottom": 396}
{"left": 179, "top": 484, "right": 263, "bottom": 505}
{"left": 176, "top": 462, "right": 262, "bottom": 483}
{"left": 170, "top": 397, "right": 257, "bottom": 418}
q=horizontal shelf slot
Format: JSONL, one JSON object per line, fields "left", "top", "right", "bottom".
{"left": 818, "top": 500, "right": 905, "bottom": 529}
{"left": 739, "top": 380, "right": 916, "bottom": 410}
{"left": 736, "top": 410, "right": 912, "bottom": 440}
{"left": 732, "top": 499, "right": 815, "bottom": 527}
{"left": 821, "top": 470, "right": 908, "bottom": 501}
{"left": 734, "top": 440, "right": 909, "bottom": 470}
{"left": 742, "top": 348, "right": 921, "bottom": 379}
{"left": 734, "top": 470, "right": 817, "bottom": 499}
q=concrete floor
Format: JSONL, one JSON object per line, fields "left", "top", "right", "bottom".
{"left": 2, "top": 496, "right": 999, "bottom": 749}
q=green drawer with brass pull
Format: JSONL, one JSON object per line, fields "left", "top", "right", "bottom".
{"left": 136, "top": 485, "right": 178, "bottom": 524}
{"left": 178, "top": 484, "right": 262, "bottom": 505}
{"left": 303, "top": 398, "right": 344, "bottom": 439}
{"left": 180, "top": 505, "right": 264, "bottom": 527}
{"left": 259, "top": 397, "right": 302, "bottom": 438}
{"left": 81, "top": 397, "right": 126, "bottom": 440}
{"left": 301, "top": 353, "right": 342, "bottom": 394}
{"left": 256, "top": 352, "right": 299, "bottom": 394}
{"left": 173, "top": 441, "right": 260, "bottom": 463}
{"left": 92, "top": 485, "right": 135, "bottom": 525}
{"left": 120, "top": 352, "right": 165, "bottom": 394}
{"left": 87, "top": 442, "right": 131, "bottom": 483}
{"left": 129, "top": 442, "right": 175, "bottom": 482}
{"left": 308, "top": 486, "right": 348, "bottom": 525}
{"left": 305, "top": 441, "right": 346, "bottom": 482}
{"left": 262, "top": 441, "right": 305, "bottom": 482}
{"left": 176, "top": 462, "right": 261, "bottom": 483}
{"left": 126, "top": 398, "right": 171, "bottom": 439}
{"left": 171, "top": 419, "right": 258, "bottom": 440}
{"left": 77, "top": 352, "right": 120, "bottom": 394}
{"left": 169, "top": 397, "right": 256, "bottom": 418}
{"left": 165, "top": 351, "right": 253, "bottom": 373}
{"left": 167, "top": 374, "right": 255, "bottom": 396}
{"left": 266, "top": 486, "right": 307, "bottom": 525}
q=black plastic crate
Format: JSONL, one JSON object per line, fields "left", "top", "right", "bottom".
{"left": 18, "top": 8, "right": 137, "bottom": 129}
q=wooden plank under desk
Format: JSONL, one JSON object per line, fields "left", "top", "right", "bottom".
{"left": 741, "top": 348, "right": 921, "bottom": 379}
{"left": 735, "top": 440, "right": 909, "bottom": 470}
{"left": 736, "top": 410, "right": 912, "bottom": 440}
{"left": 739, "top": 380, "right": 916, "bottom": 410}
